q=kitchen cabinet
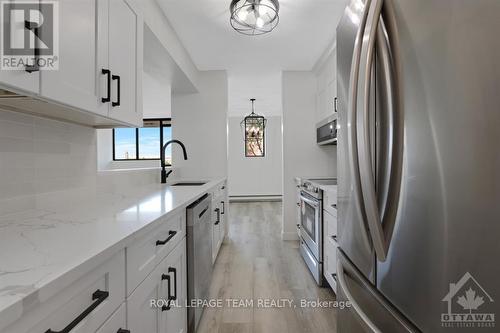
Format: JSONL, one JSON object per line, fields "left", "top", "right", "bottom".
{"left": 0, "top": 0, "right": 142, "bottom": 127}
{"left": 127, "top": 237, "right": 187, "bottom": 333}
{"left": 106, "top": 0, "right": 143, "bottom": 126}
{"left": 315, "top": 47, "right": 337, "bottom": 125}
{"left": 0, "top": 1, "right": 39, "bottom": 94}
{"left": 295, "top": 178, "right": 302, "bottom": 238}
{"left": 41, "top": 0, "right": 106, "bottom": 117}
{"left": 1, "top": 251, "right": 125, "bottom": 333}
{"left": 323, "top": 200, "right": 338, "bottom": 293}
{"left": 211, "top": 181, "right": 227, "bottom": 263}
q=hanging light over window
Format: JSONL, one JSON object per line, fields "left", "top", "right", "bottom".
{"left": 230, "top": 0, "right": 279, "bottom": 36}
{"left": 241, "top": 99, "right": 266, "bottom": 157}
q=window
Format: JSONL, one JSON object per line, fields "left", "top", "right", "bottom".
{"left": 244, "top": 116, "right": 265, "bottom": 157}
{"left": 113, "top": 119, "right": 172, "bottom": 162}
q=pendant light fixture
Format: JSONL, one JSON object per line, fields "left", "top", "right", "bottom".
{"left": 241, "top": 98, "right": 267, "bottom": 157}
{"left": 230, "top": 0, "right": 279, "bottom": 36}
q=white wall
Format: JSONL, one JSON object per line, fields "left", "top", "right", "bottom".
{"left": 227, "top": 115, "right": 282, "bottom": 197}
{"left": 171, "top": 71, "right": 228, "bottom": 180}
{"left": 226, "top": 71, "right": 283, "bottom": 197}
{"left": 282, "top": 71, "right": 337, "bottom": 240}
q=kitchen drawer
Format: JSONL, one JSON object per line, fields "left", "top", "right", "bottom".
{"left": 324, "top": 237, "right": 338, "bottom": 292}
{"left": 323, "top": 188, "right": 338, "bottom": 216}
{"left": 126, "top": 212, "right": 185, "bottom": 296}
{"left": 3, "top": 251, "right": 125, "bottom": 333}
{"left": 324, "top": 209, "right": 338, "bottom": 243}
{"left": 95, "top": 303, "right": 127, "bottom": 333}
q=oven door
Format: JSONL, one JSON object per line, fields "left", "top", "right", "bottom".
{"left": 299, "top": 191, "right": 322, "bottom": 261}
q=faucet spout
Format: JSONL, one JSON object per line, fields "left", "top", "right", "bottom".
{"left": 161, "top": 139, "right": 188, "bottom": 184}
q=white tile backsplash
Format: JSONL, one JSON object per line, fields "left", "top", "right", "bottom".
{"left": 0, "top": 110, "right": 159, "bottom": 215}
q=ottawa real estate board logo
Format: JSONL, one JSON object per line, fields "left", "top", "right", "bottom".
{"left": 441, "top": 272, "right": 495, "bottom": 329}
{"left": 0, "top": 1, "right": 59, "bottom": 70}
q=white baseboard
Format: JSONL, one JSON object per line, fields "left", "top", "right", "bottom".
{"left": 281, "top": 231, "right": 299, "bottom": 241}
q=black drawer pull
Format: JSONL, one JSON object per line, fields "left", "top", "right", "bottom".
{"left": 332, "top": 273, "right": 337, "bottom": 282}
{"left": 331, "top": 204, "right": 337, "bottom": 209}
{"left": 199, "top": 207, "right": 208, "bottom": 218}
{"left": 112, "top": 75, "right": 121, "bottom": 107}
{"left": 332, "top": 235, "right": 337, "bottom": 243}
{"left": 168, "top": 267, "right": 177, "bottom": 301}
{"left": 101, "top": 69, "right": 111, "bottom": 103}
{"left": 161, "top": 273, "right": 172, "bottom": 311}
{"left": 214, "top": 208, "right": 220, "bottom": 225}
{"left": 117, "top": 329, "right": 130, "bottom": 333}
{"left": 45, "top": 289, "right": 109, "bottom": 333}
{"left": 156, "top": 230, "right": 177, "bottom": 246}
{"left": 221, "top": 201, "right": 225, "bottom": 215}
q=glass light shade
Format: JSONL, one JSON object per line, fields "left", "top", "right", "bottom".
{"left": 230, "top": 0, "right": 279, "bottom": 36}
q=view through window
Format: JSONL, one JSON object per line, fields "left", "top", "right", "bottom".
{"left": 113, "top": 119, "right": 172, "bottom": 164}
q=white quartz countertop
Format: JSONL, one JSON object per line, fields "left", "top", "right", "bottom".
{"left": 0, "top": 178, "right": 225, "bottom": 327}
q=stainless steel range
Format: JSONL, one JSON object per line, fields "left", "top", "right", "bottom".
{"left": 299, "top": 178, "right": 336, "bottom": 285}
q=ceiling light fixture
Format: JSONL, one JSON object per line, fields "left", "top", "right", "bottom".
{"left": 230, "top": 0, "right": 279, "bottom": 36}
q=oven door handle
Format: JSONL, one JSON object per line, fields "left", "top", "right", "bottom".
{"left": 300, "top": 193, "right": 320, "bottom": 209}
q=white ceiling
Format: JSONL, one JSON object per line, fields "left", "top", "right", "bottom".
{"left": 157, "top": 0, "right": 349, "bottom": 73}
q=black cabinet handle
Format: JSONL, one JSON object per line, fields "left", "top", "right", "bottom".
{"left": 24, "top": 20, "right": 40, "bottom": 73}
{"left": 214, "top": 208, "right": 220, "bottom": 225}
{"left": 156, "top": 230, "right": 177, "bottom": 246}
{"left": 161, "top": 273, "right": 172, "bottom": 311}
{"left": 331, "top": 204, "right": 337, "bottom": 209}
{"left": 221, "top": 185, "right": 225, "bottom": 190}
{"left": 112, "top": 75, "right": 121, "bottom": 107}
{"left": 168, "top": 267, "right": 177, "bottom": 301}
{"left": 117, "top": 329, "right": 130, "bottom": 333}
{"left": 332, "top": 273, "right": 337, "bottom": 282}
{"left": 101, "top": 69, "right": 111, "bottom": 103}
{"left": 334, "top": 97, "right": 338, "bottom": 113}
{"left": 45, "top": 290, "right": 109, "bottom": 333}
{"left": 221, "top": 201, "right": 225, "bottom": 215}
{"left": 332, "top": 235, "right": 337, "bottom": 243}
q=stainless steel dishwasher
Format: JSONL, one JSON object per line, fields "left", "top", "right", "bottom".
{"left": 186, "top": 193, "right": 212, "bottom": 333}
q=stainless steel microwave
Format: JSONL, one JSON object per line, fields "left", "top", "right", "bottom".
{"left": 316, "top": 114, "right": 337, "bottom": 145}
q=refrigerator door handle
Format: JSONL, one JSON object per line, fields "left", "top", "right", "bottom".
{"left": 337, "top": 254, "right": 382, "bottom": 333}
{"left": 347, "top": 0, "right": 373, "bottom": 246}
{"left": 358, "top": 0, "right": 402, "bottom": 262}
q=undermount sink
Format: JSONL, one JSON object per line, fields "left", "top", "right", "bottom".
{"left": 171, "top": 182, "right": 207, "bottom": 186}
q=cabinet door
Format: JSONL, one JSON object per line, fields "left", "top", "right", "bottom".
{"left": 108, "top": 0, "right": 142, "bottom": 126}
{"left": 41, "top": 0, "right": 106, "bottom": 116}
{"left": 212, "top": 203, "right": 221, "bottom": 263}
{"left": 161, "top": 239, "right": 187, "bottom": 333}
{"left": 0, "top": 0, "right": 39, "bottom": 94}
{"left": 127, "top": 262, "right": 167, "bottom": 333}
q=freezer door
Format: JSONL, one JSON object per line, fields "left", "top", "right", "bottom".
{"left": 337, "top": 0, "right": 375, "bottom": 282}
{"left": 337, "top": 250, "right": 419, "bottom": 333}
{"left": 376, "top": 0, "right": 500, "bottom": 332}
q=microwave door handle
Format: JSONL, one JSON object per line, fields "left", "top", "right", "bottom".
{"left": 348, "top": 0, "right": 373, "bottom": 251}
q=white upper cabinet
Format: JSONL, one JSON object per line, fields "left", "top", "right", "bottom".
{"left": 0, "top": 0, "right": 143, "bottom": 127}
{"left": 0, "top": 0, "right": 39, "bottom": 94}
{"left": 41, "top": 0, "right": 105, "bottom": 116}
{"left": 107, "top": 0, "right": 143, "bottom": 126}
{"left": 315, "top": 46, "right": 337, "bottom": 124}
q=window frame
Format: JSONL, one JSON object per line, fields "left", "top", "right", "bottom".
{"left": 112, "top": 118, "right": 171, "bottom": 161}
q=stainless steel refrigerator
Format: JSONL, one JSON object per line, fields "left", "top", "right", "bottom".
{"left": 336, "top": 0, "right": 500, "bottom": 332}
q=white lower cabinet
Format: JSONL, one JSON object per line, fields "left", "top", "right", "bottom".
{"left": 127, "top": 238, "right": 187, "bottom": 333}
{"left": 323, "top": 208, "right": 338, "bottom": 292}
{"left": 95, "top": 303, "right": 127, "bottom": 333}
{"left": 211, "top": 182, "right": 227, "bottom": 263}
{"left": 2, "top": 251, "right": 125, "bottom": 333}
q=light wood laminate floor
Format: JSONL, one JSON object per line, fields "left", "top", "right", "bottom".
{"left": 197, "top": 202, "right": 337, "bottom": 333}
